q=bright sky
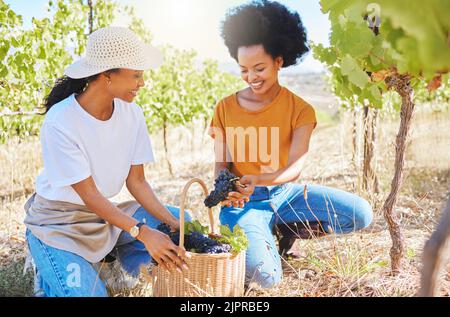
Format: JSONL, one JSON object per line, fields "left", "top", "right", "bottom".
{"left": 6, "top": 0, "right": 330, "bottom": 73}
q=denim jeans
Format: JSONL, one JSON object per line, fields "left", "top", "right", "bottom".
{"left": 219, "top": 183, "right": 373, "bottom": 289}
{"left": 26, "top": 205, "right": 191, "bottom": 297}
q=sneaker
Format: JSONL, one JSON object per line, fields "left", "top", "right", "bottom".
{"left": 92, "top": 258, "right": 140, "bottom": 293}
{"left": 275, "top": 221, "right": 328, "bottom": 258}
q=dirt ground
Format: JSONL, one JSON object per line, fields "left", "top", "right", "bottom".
{"left": 0, "top": 103, "right": 449, "bottom": 297}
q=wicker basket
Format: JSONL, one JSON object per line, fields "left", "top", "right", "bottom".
{"left": 151, "top": 178, "right": 246, "bottom": 297}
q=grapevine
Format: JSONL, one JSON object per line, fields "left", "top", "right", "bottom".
{"left": 313, "top": 0, "right": 450, "bottom": 275}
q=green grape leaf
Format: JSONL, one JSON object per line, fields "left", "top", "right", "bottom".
{"left": 220, "top": 224, "right": 233, "bottom": 237}
{"left": 340, "top": 55, "right": 357, "bottom": 76}
{"left": 348, "top": 67, "right": 369, "bottom": 89}
{"left": 340, "top": 55, "right": 369, "bottom": 89}
{"left": 370, "top": 85, "right": 382, "bottom": 101}
{"left": 0, "top": 64, "right": 8, "bottom": 77}
{"left": 184, "top": 220, "right": 209, "bottom": 235}
{"left": 218, "top": 224, "right": 248, "bottom": 254}
{"left": 37, "top": 46, "right": 46, "bottom": 59}
{"left": 0, "top": 41, "right": 10, "bottom": 61}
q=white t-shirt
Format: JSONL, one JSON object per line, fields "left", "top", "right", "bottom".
{"left": 35, "top": 94, "right": 155, "bottom": 205}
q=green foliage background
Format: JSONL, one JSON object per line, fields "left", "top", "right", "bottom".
{"left": 0, "top": 0, "right": 243, "bottom": 142}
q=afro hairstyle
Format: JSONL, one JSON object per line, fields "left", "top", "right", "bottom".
{"left": 221, "top": 0, "right": 309, "bottom": 68}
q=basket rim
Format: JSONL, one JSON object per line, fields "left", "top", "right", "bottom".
{"left": 184, "top": 251, "right": 244, "bottom": 259}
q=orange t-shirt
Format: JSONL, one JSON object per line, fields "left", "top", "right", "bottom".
{"left": 209, "top": 86, "right": 317, "bottom": 177}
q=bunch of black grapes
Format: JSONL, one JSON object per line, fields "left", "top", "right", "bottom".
{"left": 187, "top": 232, "right": 231, "bottom": 254}
{"left": 156, "top": 223, "right": 181, "bottom": 245}
{"left": 204, "top": 168, "right": 243, "bottom": 208}
{"left": 155, "top": 223, "right": 231, "bottom": 256}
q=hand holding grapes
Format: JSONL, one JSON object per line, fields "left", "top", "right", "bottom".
{"left": 205, "top": 169, "right": 258, "bottom": 208}
{"left": 238, "top": 175, "right": 258, "bottom": 194}
{"left": 222, "top": 175, "right": 258, "bottom": 208}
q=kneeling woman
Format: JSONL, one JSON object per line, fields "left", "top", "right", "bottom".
{"left": 209, "top": 1, "right": 373, "bottom": 288}
{"left": 24, "top": 27, "right": 190, "bottom": 297}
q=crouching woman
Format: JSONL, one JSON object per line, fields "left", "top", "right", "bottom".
{"left": 24, "top": 27, "right": 190, "bottom": 297}
{"left": 209, "top": 1, "right": 374, "bottom": 289}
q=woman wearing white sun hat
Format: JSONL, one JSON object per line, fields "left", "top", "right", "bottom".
{"left": 23, "top": 26, "right": 191, "bottom": 297}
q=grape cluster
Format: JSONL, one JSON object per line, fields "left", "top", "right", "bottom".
{"left": 204, "top": 169, "right": 240, "bottom": 208}
{"left": 156, "top": 222, "right": 181, "bottom": 245}
{"left": 186, "top": 232, "right": 231, "bottom": 254}
{"left": 155, "top": 223, "right": 231, "bottom": 256}
{"left": 156, "top": 223, "right": 171, "bottom": 235}
{"left": 205, "top": 244, "right": 232, "bottom": 254}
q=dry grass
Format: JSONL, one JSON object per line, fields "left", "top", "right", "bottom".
{"left": 0, "top": 105, "right": 449, "bottom": 297}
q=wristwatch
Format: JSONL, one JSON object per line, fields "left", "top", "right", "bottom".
{"left": 129, "top": 222, "right": 146, "bottom": 238}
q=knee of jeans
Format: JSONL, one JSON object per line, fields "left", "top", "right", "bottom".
{"left": 245, "top": 245, "right": 282, "bottom": 290}
{"left": 246, "top": 264, "right": 282, "bottom": 289}
{"left": 354, "top": 198, "right": 373, "bottom": 231}
{"left": 166, "top": 205, "right": 192, "bottom": 223}
{"left": 258, "top": 273, "right": 282, "bottom": 289}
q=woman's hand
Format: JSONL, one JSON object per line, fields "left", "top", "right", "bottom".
{"left": 138, "top": 225, "right": 191, "bottom": 273}
{"left": 166, "top": 216, "right": 180, "bottom": 232}
{"left": 221, "top": 174, "right": 258, "bottom": 208}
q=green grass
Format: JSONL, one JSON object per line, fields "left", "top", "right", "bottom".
{"left": 0, "top": 260, "right": 34, "bottom": 297}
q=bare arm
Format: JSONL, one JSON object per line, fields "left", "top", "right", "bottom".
{"left": 71, "top": 176, "right": 189, "bottom": 272}
{"left": 72, "top": 176, "right": 139, "bottom": 233}
{"left": 126, "top": 164, "right": 178, "bottom": 230}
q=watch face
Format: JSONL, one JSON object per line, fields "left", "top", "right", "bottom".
{"left": 130, "top": 226, "right": 139, "bottom": 238}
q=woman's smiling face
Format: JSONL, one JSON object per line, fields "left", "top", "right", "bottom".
{"left": 107, "top": 69, "right": 145, "bottom": 102}
{"left": 237, "top": 44, "right": 283, "bottom": 95}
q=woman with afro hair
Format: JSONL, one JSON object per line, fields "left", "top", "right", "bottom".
{"left": 209, "top": 0, "right": 373, "bottom": 289}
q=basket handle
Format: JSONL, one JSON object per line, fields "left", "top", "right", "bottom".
{"left": 178, "top": 178, "right": 215, "bottom": 249}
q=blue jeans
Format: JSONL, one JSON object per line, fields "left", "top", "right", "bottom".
{"left": 26, "top": 205, "right": 191, "bottom": 297}
{"left": 219, "top": 183, "right": 373, "bottom": 289}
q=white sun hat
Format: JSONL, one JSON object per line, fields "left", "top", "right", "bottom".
{"left": 64, "top": 26, "right": 163, "bottom": 79}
